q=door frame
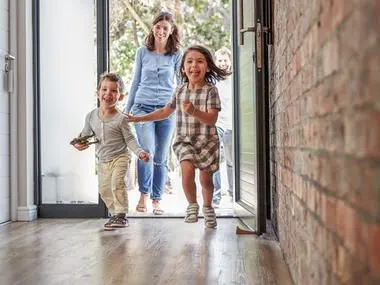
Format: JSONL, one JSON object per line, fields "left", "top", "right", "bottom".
{"left": 33, "top": 0, "right": 109, "bottom": 218}
{"left": 232, "top": 0, "right": 271, "bottom": 234}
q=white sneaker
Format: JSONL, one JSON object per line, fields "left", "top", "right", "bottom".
{"left": 184, "top": 203, "right": 199, "bottom": 223}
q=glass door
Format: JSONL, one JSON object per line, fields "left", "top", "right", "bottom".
{"left": 36, "top": 0, "right": 107, "bottom": 217}
{"left": 233, "top": 0, "right": 267, "bottom": 233}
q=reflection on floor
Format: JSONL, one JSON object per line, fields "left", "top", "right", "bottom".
{"left": 0, "top": 219, "right": 293, "bottom": 285}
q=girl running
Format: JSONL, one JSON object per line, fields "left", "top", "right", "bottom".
{"left": 126, "top": 45, "right": 230, "bottom": 228}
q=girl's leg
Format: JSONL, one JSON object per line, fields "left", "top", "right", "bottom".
{"left": 200, "top": 170, "right": 217, "bottom": 228}
{"left": 181, "top": 160, "right": 199, "bottom": 223}
{"left": 199, "top": 170, "right": 214, "bottom": 207}
{"left": 180, "top": 160, "right": 196, "bottom": 203}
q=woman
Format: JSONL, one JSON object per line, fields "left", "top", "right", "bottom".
{"left": 124, "top": 11, "right": 182, "bottom": 215}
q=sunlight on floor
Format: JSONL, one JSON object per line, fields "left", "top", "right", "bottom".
{"left": 127, "top": 162, "right": 236, "bottom": 217}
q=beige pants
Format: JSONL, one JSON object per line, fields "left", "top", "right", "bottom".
{"left": 98, "top": 154, "right": 130, "bottom": 215}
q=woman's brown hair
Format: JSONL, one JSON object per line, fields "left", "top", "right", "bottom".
{"left": 145, "top": 11, "right": 181, "bottom": 55}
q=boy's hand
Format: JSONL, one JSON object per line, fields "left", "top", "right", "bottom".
{"left": 139, "top": 151, "right": 150, "bottom": 163}
{"left": 72, "top": 143, "right": 90, "bottom": 151}
{"left": 124, "top": 113, "right": 141, "bottom": 123}
{"left": 183, "top": 100, "right": 196, "bottom": 116}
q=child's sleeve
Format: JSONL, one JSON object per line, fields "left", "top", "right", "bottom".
{"left": 124, "top": 47, "right": 143, "bottom": 113}
{"left": 207, "top": 86, "right": 221, "bottom": 111}
{"left": 79, "top": 112, "right": 93, "bottom": 137}
{"left": 121, "top": 117, "right": 144, "bottom": 157}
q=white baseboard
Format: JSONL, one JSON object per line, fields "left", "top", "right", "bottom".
{"left": 17, "top": 205, "right": 37, "bottom": 221}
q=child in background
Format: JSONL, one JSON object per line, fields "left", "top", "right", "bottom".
{"left": 126, "top": 45, "right": 229, "bottom": 228}
{"left": 71, "top": 72, "right": 149, "bottom": 229}
{"left": 212, "top": 47, "right": 234, "bottom": 207}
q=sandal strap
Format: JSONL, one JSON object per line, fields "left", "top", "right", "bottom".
{"left": 186, "top": 203, "right": 199, "bottom": 214}
{"left": 203, "top": 207, "right": 217, "bottom": 228}
{"left": 185, "top": 203, "right": 199, "bottom": 223}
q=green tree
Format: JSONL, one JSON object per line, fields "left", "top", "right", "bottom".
{"left": 109, "top": 0, "right": 230, "bottom": 95}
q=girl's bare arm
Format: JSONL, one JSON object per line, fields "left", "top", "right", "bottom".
{"left": 192, "top": 108, "right": 218, "bottom": 125}
{"left": 125, "top": 105, "right": 175, "bottom": 122}
{"left": 183, "top": 101, "right": 218, "bottom": 125}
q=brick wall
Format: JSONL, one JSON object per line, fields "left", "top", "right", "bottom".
{"left": 269, "top": 0, "right": 380, "bottom": 284}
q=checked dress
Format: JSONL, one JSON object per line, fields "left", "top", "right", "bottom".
{"left": 167, "top": 83, "right": 221, "bottom": 173}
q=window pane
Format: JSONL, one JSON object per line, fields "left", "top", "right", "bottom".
{"left": 39, "top": 0, "right": 98, "bottom": 204}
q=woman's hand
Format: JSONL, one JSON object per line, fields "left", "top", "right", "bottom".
{"left": 124, "top": 113, "right": 141, "bottom": 122}
{"left": 183, "top": 100, "right": 196, "bottom": 116}
{"left": 139, "top": 151, "right": 150, "bottom": 163}
{"left": 72, "top": 143, "right": 90, "bottom": 151}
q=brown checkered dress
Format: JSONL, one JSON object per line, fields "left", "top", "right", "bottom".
{"left": 167, "top": 83, "right": 221, "bottom": 173}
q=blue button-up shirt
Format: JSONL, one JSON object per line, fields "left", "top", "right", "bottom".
{"left": 124, "top": 45, "right": 183, "bottom": 113}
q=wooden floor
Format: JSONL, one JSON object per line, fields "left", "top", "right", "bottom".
{"left": 0, "top": 219, "right": 293, "bottom": 285}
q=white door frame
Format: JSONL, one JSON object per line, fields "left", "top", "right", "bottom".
{"left": 10, "top": 0, "right": 18, "bottom": 221}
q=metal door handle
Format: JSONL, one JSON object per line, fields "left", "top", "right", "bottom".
{"left": 5, "top": 54, "right": 16, "bottom": 61}
{"left": 4, "top": 54, "right": 16, "bottom": 93}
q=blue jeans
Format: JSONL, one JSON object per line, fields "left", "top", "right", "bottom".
{"left": 213, "top": 128, "right": 233, "bottom": 204}
{"left": 131, "top": 103, "right": 175, "bottom": 200}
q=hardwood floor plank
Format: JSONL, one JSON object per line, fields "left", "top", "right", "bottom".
{"left": 0, "top": 219, "right": 293, "bottom": 285}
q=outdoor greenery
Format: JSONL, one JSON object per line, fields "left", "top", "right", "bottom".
{"left": 109, "top": 0, "right": 231, "bottom": 95}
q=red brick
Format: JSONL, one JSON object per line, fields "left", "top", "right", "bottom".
{"left": 349, "top": 161, "right": 377, "bottom": 217}
{"left": 368, "top": 223, "right": 380, "bottom": 277}
{"left": 322, "top": 36, "right": 339, "bottom": 78}
{"left": 331, "top": 0, "right": 354, "bottom": 29}
{"left": 356, "top": 48, "right": 380, "bottom": 107}
{"left": 345, "top": 110, "right": 380, "bottom": 159}
{"left": 336, "top": 245, "right": 353, "bottom": 283}
{"left": 318, "top": 1, "right": 333, "bottom": 46}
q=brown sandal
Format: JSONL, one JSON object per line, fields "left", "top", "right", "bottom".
{"left": 136, "top": 204, "right": 147, "bottom": 212}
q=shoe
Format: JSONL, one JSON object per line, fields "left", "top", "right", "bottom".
{"left": 152, "top": 202, "right": 164, "bottom": 215}
{"left": 184, "top": 203, "right": 199, "bottom": 223}
{"left": 203, "top": 207, "right": 217, "bottom": 228}
{"left": 104, "top": 216, "right": 116, "bottom": 229}
{"left": 164, "top": 184, "right": 174, "bottom": 194}
{"left": 104, "top": 214, "right": 128, "bottom": 229}
{"left": 212, "top": 201, "right": 220, "bottom": 208}
{"left": 136, "top": 204, "right": 147, "bottom": 212}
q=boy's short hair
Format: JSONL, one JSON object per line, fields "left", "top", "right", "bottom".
{"left": 98, "top": 72, "right": 125, "bottom": 94}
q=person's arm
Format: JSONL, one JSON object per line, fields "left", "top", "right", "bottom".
{"left": 121, "top": 118, "right": 149, "bottom": 162}
{"left": 174, "top": 50, "right": 183, "bottom": 85}
{"left": 125, "top": 105, "right": 175, "bottom": 123}
{"left": 124, "top": 48, "right": 143, "bottom": 113}
{"left": 183, "top": 85, "right": 221, "bottom": 125}
{"left": 72, "top": 112, "right": 93, "bottom": 151}
{"left": 183, "top": 101, "right": 219, "bottom": 125}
